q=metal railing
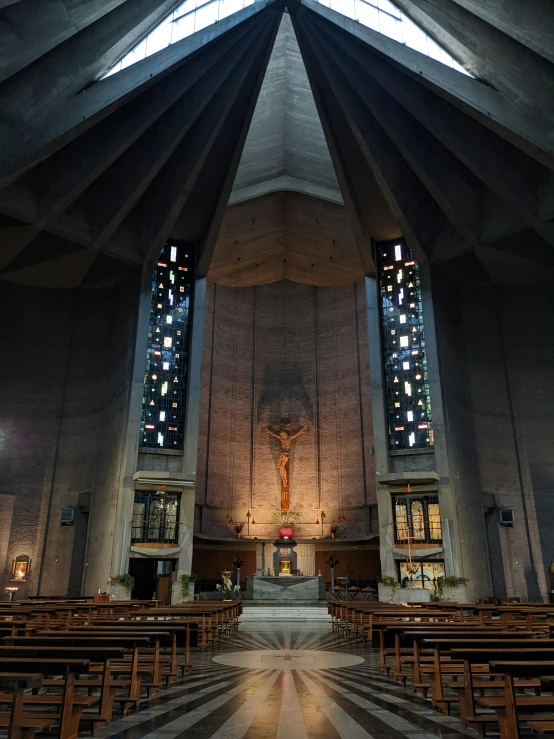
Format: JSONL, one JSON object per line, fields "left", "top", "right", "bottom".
{"left": 131, "top": 518, "right": 178, "bottom": 544}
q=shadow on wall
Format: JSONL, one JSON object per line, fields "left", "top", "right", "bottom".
{"left": 257, "top": 361, "right": 313, "bottom": 425}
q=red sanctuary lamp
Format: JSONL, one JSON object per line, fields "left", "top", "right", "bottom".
{"left": 279, "top": 528, "right": 293, "bottom": 540}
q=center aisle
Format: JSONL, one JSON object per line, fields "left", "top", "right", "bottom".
{"left": 90, "top": 622, "right": 476, "bottom": 739}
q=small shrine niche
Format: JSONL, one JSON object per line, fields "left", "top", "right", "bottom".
{"left": 12, "top": 555, "right": 31, "bottom": 581}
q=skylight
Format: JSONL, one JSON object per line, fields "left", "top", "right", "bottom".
{"left": 102, "top": 0, "right": 255, "bottom": 78}
{"left": 313, "top": 0, "right": 471, "bottom": 75}
{"left": 102, "top": 0, "right": 470, "bottom": 80}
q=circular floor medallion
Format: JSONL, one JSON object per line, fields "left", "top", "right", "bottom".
{"left": 212, "top": 649, "right": 364, "bottom": 670}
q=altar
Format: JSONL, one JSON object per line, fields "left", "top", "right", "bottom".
{"left": 246, "top": 576, "right": 325, "bottom": 602}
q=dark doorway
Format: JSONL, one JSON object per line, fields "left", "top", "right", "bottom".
{"left": 128, "top": 558, "right": 175, "bottom": 604}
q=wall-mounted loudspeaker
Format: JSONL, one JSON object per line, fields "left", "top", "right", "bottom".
{"left": 60, "top": 507, "right": 75, "bottom": 526}
{"left": 498, "top": 509, "right": 514, "bottom": 527}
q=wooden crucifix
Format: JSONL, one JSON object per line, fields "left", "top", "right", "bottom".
{"left": 261, "top": 419, "right": 310, "bottom": 510}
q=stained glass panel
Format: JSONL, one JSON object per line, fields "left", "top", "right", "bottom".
{"left": 377, "top": 239, "right": 433, "bottom": 450}
{"left": 140, "top": 242, "right": 193, "bottom": 450}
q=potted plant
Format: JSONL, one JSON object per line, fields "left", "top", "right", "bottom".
{"left": 179, "top": 573, "right": 198, "bottom": 602}
{"left": 233, "top": 522, "right": 244, "bottom": 538}
{"left": 326, "top": 555, "right": 339, "bottom": 591}
{"left": 377, "top": 575, "right": 398, "bottom": 604}
{"left": 329, "top": 523, "right": 340, "bottom": 539}
{"left": 438, "top": 575, "right": 470, "bottom": 602}
{"left": 233, "top": 557, "right": 245, "bottom": 588}
{"left": 109, "top": 573, "right": 134, "bottom": 600}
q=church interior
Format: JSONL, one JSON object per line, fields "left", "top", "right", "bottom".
{"left": 1, "top": 0, "right": 554, "bottom": 737}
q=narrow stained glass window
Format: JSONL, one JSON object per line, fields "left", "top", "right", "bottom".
{"left": 377, "top": 239, "right": 433, "bottom": 450}
{"left": 140, "top": 242, "right": 193, "bottom": 450}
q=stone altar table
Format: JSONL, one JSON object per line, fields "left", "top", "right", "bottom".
{"left": 246, "top": 576, "right": 325, "bottom": 602}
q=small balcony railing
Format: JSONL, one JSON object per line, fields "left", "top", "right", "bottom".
{"left": 393, "top": 520, "right": 442, "bottom": 546}
{"left": 131, "top": 518, "right": 179, "bottom": 545}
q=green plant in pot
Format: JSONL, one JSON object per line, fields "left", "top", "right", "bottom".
{"left": 377, "top": 575, "right": 398, "bottom": 589}
{"left": 114, "top": 573, "right": 135, "bottom": 595}
{"left": 179, "top": 573, "right": 198, "bottom": 598}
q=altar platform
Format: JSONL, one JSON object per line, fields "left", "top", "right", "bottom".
{"left": 245, "top": 575, "right": 325, "bottom": 603}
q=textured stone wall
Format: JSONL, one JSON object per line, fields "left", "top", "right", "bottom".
{"left": 196, "top": 280, "right": 376, "bottom": 540}
{"left": 0, "top": 276, "right": 140, "bottom": 598}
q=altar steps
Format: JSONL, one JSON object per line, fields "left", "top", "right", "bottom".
{"left": 240, "top": 605, "right": 331, "bottom": 622}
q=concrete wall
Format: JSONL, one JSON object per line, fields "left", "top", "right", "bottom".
{"left": 0, "top": 275, "right": 140, "bottom": 598}
{"left": 195, "top": 279, "right": 376, "bottom": 540}
{"left": 457, "top": 284, "right": 554, "bottom": 601}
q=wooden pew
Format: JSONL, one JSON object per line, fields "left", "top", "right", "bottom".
{"left": 483, "top": 661, "right": 554, "bottom": 739}
{"left": 0, "top": 673, "right": 54, "bottom": 739}
{"left": 0, "top": 646, "right": 123, "bottom": 736}
{"left": 0, "top": 659, "right": 90, "bottom": 739}
{"left": 451, "top": 648, "right": 554, "bottom": 735}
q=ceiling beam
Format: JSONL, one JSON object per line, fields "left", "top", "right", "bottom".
{"left": 0, "top": 0, "right": 127, "bottom": 83}
{"left": 298, "top": 0, "right": 554, "bottom": 169}
{"left": 393, "top": 0, "right": 554, "bottom": 126}
{"left": 308, "top": 32, "right": 466, "bottom": 264}
{"left": 0, "top": 1, "right": 274, "bottom": 186}
{"left": 451, "top": 0, "right": 554, "bottom": 65}
{"left": 30, "top": 22, "right": 253, "bottom": 225}
{"left": 228, "top": 175, "right": 343, "bottom": 206}
{"left": 133, "top": 19, "right": 277, "bottom": 262}
{"left": 78, "top": 42, "right": 257, "bottom": 249}
{"left": 305, "top": 15, "right": 552, "bottom": 236}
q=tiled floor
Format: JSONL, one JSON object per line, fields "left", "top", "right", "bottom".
{"left": 92, "top": 623, "right": 481, "bottom": 739}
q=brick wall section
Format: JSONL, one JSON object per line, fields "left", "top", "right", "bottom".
{"left": 137, "top": 453, "right": 183, "bottom": 472}
{"left": 0, "top": 276, "right": 140, "bottom": 598}
{"left": 195, "top": 280, "right": 376, "bottom": 539}
{"left": 390, "top": 452, "right": 436, "bottom": 473}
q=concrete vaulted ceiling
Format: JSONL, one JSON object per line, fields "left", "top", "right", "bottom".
{"left": 0, "top": 0, "right": 553, "bottom": 288}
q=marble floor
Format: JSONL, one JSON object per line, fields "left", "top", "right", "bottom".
{"left": 91, "top": 623, "right": 482, "bottom": 739}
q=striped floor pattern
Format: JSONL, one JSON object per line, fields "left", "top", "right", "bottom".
{"left": 91, "top": 624, "right": 481, "bottom": 739}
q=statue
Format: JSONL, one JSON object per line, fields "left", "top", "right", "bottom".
{"left": 262, "top": 419, "right": 309, "bottom": 510}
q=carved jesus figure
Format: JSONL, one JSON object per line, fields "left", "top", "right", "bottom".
{"left": 262, "top": 420, "right": 310, "bottom": 509}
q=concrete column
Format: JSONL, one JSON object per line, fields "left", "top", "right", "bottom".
{"left": 364, "top": 276, "right": 395, "bottom": 577}
{"left": 84, "top": 262, "right": 153, "bottom": 592}
{"left": 173, "top": 278, "right": 207, "bottom": 590}
{"left": 419, "top": 266, "right": 492, "bottom": 600}
{"left": 418, "top": 265, "right": 460, "bottom": 576}
{"left": 183, "top": 278, "right": 206, "bottom": 475}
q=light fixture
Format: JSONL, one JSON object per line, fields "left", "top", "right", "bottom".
{"left": 246, "top": 511, "right": 251, "bottom": 518}
{"left": 229, "top": 518, "right": 234, "bottom": 525}
{"left": 225, "top": 513, "right": 231, "bottom": 521}
{"left": 315, "top": 518, "right": 320, "bottom": 525}
{"left": 252, "top": 518, "right": 256, "bottom": 525}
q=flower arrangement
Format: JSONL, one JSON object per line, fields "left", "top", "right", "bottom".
{"left": 233, "top": 522, "right": 244, "bottom": 537}
{"left": 216, "top": 582, "right": 240, "bottom": 600}
{"left": 329, "top": 523, "right": 341, "bottom": 538}
{"left": 326, "top": 555, "right": 340, "bottom": 569}
{"left": 233, "top": 557, "right": 245, "bottom": 569}
{"left": 405, "top": 561, "right": 420, "bottom": 576}
{"left": 271, "top": 510, "right": 301, "bottom": 527}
